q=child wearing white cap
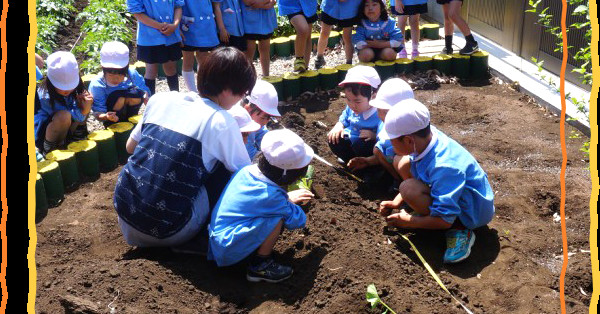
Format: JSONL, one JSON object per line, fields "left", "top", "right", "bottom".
{"left": 327, "top": 65, "right": 381, "bottom": 167}
{"left": 34, "top": 51, "right": 93, "bottom": 156}
{"left": 228, "top": 104, "right": 262, "bottom": 146}
{"left": 380, "top": 99, "right": 495, "bottom": 264}
{"left": 89, "top": 41, "right": 151, "bottom": 127}
{"left": 243, "top": 79, "right": 281, "bottom": 160}
{"left": 347, "top": 78, "right": 414, "bottom": 183}
{"left": 209, "top": 129, "right": 314, "bottom": 283}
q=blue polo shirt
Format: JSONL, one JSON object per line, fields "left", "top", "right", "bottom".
{"left": 277, "top": 0, "right": 318, "bottom": 17}
{"left": 338, "top": 105, "right": 381, "bottom": 144}
{"left": 240, "top": 2, "right": 277, "bottom": 35}
{"left": 390, "top": 0, "right": 428, "bottom": 6}
{"left": 374, "top": 125, "right": 395, "bottom": 163}
{"left": 209, "top": 164, "right": 306, "bottom": 266}
{"left": 245, "top": 126, "right": 268, "bottom": 160}
{"left": 89, "top": 68, "right": 151, "bottom": 114}
{"left": 212, "top": 0, "right": 244, "bottom": 37}
{"left": 320, "top": 0, "right": 361, "bottom": 20}
{"left": 127, "top": 0, "right": 184, "bottom": 46}
{"left": 353, "top": 18, "right": 404, "bottom": 49}
{"left": 181, "top": 0, "right": 220, "bottom": 48}
{"left": 409, "top": 127, "right": 495, "bottom": 230}
{"left": 34, "top": 89, "right": 86, "bottom": 142}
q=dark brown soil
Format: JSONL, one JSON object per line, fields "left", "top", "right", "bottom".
{"left": 35, "top": 79, "right": 592, "bottom": 313}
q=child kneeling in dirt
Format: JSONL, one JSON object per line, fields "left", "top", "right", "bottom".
{"left": 209, "top": 129, "right": 314, "bottom": 283}
{"left": 228, "top": 104, "right": 262, "bottom": 145}
{"left": 380, "top": 99, "right": 494, "bottom": 263}
{"left": 243, "top": 79, "right": 281, "bottom": 160}
{"left": 327, "top": 65, "right": 381, "bottom": 167}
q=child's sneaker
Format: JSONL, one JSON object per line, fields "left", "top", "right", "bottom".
{"left": 397, "top": 48, "right": 407, "bottom": 59}
{"left": 294, "top": 57, "right": 307, "bottom": 73}
{"left": 247, "top": 256, "right": 293, "bottom": 283}
{"left": 71, "top": 124, "right": 89, "bottom": 142}
{"left": 442, "top": 46, "right": 453, "bottom": 55}
{"left": 459, "top": 41, "right": 479, "bottom": 55}
{"left": 443, "top": 229, "right": 476, "bottom": 263}
{"left": 314, "top": 55, "right": 326, "bottom": 69}
{"left": 411, "top": 48, "right": 420, "bottom": 58}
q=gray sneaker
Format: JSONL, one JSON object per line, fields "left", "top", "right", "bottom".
{"left": 247, "top": 257, "right": 293, "bottom": 283}
{"left": 314, "top": 55, "right": 326, "bottom": 69}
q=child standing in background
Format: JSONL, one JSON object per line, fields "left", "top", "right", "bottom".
{"left": 327, "top": 65, "right": 381, "bottom": 165}
{"left": 391, "top": 0, "right": 428, "bottom": 58}
{"left": 241, "top": 0, "right": 277, "bottom": 76}
{"left": 242, "top": 79, "right": 281, "bottom": 160}
{"left": 212, "top": 0, "right": 247, "bottom": 52}
{"left": 35, "top": 51, "right": 93, "bottom": 156}
{"left": 437, "top": 0, "right": 478, "bottom": 55}
{"left": 209, "top": 129, "right": 314, "bottom": 283}
{"left": 128, "top": 0, "right": 184, "bottom": 94}
{"left": 89, "top": 41, "right": 151, "bottom": 128}
{"left": 315, "top": 0, "right": 362, "bottom": 69}
{"left": 353, "top": 0, "right": 404, "bottom": 63}
{"left": 180, "top": 0, "right": 221, "bottom": 93}
{"left": 278, "top": 0, "right": 318, "bottom": 72}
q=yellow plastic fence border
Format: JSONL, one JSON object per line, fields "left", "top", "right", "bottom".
{"left": 28, "top": 0, "right": 38, "bottom": 313}
{"left": 400, "top": 234, "right": 473, "bottom": 314}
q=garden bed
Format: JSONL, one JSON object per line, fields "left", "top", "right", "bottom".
{"left": 34, "top": 77, "right": 592, "bottom": 313}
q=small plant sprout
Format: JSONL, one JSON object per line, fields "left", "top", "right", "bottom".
{"left": 366, "top": 284, "right": 397, "bottom": 314}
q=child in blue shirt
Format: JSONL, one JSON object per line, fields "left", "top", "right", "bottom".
{"left": 315, "top": 0, "right": 362, "bottom": 68}
{"left": 278, "top": 0, "right": 318, "bottom": 72}
{"left": 127, "top": 0, "right": 184, "bottom": 94}
{"left": 212, "top": 0, "right": 247, "bottom": 52}
{"left": 241, "top": 0, "right": 277, "bottom": 76}
{"left": 89, "top": 41, "right": 151, "bottom": 128}
{"left": 209, "top": 129, "right": 315, "bottom": 283}
{"left": 353, "top": 0, "right": 404, "bottom": 63}
{"left": 35, "top": 51, "right": 93, "bottom": 156}
{"left": 380, "top": 99, "right": 495, "bottom": 264}
{"left": 242, "top": 79, "right": 281, "bottom": 160}
{"left": 391, "top": 0, "right": 428, "bottom": 58}
{"left": 180, "top": 0, "right": 221, "bottom": 93}
{"left": 327, "top": 65, "right": 381, "bottom": 165}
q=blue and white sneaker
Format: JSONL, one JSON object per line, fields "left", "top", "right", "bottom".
{"left": 247, "top": 257, "right": 293, "bottom": 283}
{"left": 443, "top": 229, "right": 476, "bottom": 263}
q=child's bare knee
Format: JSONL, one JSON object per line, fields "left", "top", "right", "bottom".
{"left": 399, "top": 179, "right": 425, "bottom": 200}
{"left": 358, "top": 49, "right": 374, "bottom": 62}
{"left": 53, "top": 110, "right": 72, "bottom": 125}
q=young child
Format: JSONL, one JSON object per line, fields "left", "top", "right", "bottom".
{"left": 347, "top": 78, "right": 414, "bottom": 183}
{"left": 380, "top": 99, "right": 494, "bottom": 263}
{"left": 35, "top": 51, "right": 93, "bottom": 156}
{"left": 353, "top": 0, "right": 404, "bottom": 63}
{"left": 128, "top": 0, "right": 184, "bottom": 94}
{"left": 391, "top": 0, "right": 428, "bottom": 58}
{"left": 327, "top": 65, "right": 381, "bottom": 165}
{"left": 315, "top": 0, "right": 362, "bottom": 68}
{"left": 212, "top": 0, "right": 247, "bottom": 52}
{"left": 437, "top": 0, "right": 478, "bottom": 55}
{"left": 241, "top": 0, "right": 277, "bottom": 76}
{"left": 114, "top": 47, "right": 256, "bottom": 249}
{"left": 180, "top": 0, "right": 221, "bottom": 93}
{"left": 278, "top": 0, "right": 318, "bottom": 72}
{"left": 209, "top": 129, "right": 315, "bottom": 283}
{"left": 228, "top": 104, "right": 262, "bottom": 146}
{"left": 89, "top": 41, "right": 151, "bottom": 128}
{"left": 243, "top": 79, "right": 281, "bottom": 160}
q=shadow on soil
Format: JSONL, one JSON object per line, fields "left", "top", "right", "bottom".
{"left": 121, "top": 243, "right": 327, "bottom": 310}
{"left": 387, "top": 226, "right": 500, "bottom": 279}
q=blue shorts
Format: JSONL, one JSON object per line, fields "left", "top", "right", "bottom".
{"left": 137, "top": 43, "right": 182, "bottom": 64}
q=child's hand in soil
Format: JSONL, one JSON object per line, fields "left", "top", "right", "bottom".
{"left": 347, "top": 157, "right": 370, "bottom": 171}
{"left": 100, "top": 112, "right": 119, "bottom": 122}
{"left": 327, "top": 122, "right": 345, "bottom": 144}
{"left": 379, "top": 199, "right": 401, "bottom": 217}
{"left": 288, "top": 188, "right": 314, "bottom": 205}
{"left": 385, "top": 209, "right": 413, "bottom": 228}
{"left": 359, "top": 129, "right": 376, "bottom": 141}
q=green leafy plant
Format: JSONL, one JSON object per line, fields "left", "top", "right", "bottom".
{"left": 366, "top": 284, "right": 397, "bottom": 314}
{"left": 35, "top": 0, "right": 76, "bottom": 54}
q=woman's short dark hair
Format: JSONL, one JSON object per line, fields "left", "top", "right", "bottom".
{"left": 197, "top": 47, "right": 256, "bottom": 97}
{"left": 343, "top": 83, "right": 374, "bottom": 99}
{"left": 358, "top": 0, "right": 389, "bottom": 22}
{"left": 257, "top": 153, "right": 309, "bottom": 187}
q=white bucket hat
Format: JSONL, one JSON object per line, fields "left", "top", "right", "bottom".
{"left": 228, "top": 104, "right": 261, "bottom": 133}
{"left": 338, "top": 65, "right": 381, "bottom": 88}
{"left": 248, "top": 80, "right": 281, "bottom": 117}
{"left": 46, "top": 51, "right": 80, "bottom": 91}
{"left": 370, "top": 78, "right": 414, "bottom": 110}
{"left": 261, "top": 129, "right": 314, "bottom": 171}
{"left": 100, "top": 41, "right": 130, "bottom": 69}
{"left": 384, "top": 99, "right": 430, "bottom": 139}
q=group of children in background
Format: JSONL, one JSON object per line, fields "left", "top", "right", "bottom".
{"left": 34, "top": 0, "right": 490, "bottom": 284}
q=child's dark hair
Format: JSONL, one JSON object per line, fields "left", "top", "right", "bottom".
{"left": 243, "top": 101, "right": 264, "bottom": 116}
{"left": 358, "top": 0, "right": 389, "bottom": 22}
{"left": 38, "top": 76, "right": 86, "bottom": 110}
{"left": 103, "top": 66, "right": 129, "bottom": 77}
{"left": 400, "top": 124, "right": 431, "bottom": 139}
{"left": 197, "top": 47, "right": 257, "bottom": 97}
{"left": 257, "top": 153, "right": 309, "bottom": 187}
{"left": 343, "top": 83, "right": 374, "bottom": 99}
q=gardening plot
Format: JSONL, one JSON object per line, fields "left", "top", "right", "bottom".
{"left": 34, "top": 78, "right": 592, "bottom": 313}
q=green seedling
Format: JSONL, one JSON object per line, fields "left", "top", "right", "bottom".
{"left": 288, "top": 165, "right": 314, "bottom": 191}
{"left": 366, "top": 284, "right": 397, "bottom": 314}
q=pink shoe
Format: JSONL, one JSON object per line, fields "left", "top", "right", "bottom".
{"left": 411, "top": 48, "right": 420, "bottom": 58}
{"left": 398, "top": 48, "right": 407, "bottom": 59}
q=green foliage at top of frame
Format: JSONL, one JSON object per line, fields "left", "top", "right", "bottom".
{"left": 35, "top": 0, "right": 76, "bottom": 54}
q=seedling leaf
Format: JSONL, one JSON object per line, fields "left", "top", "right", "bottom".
{"left": 366, "top": 284, "right": 381, "bottom": 308}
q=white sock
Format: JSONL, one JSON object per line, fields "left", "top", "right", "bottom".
{"left": 182, "top": 70, "right": 198, "bottom": 93}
